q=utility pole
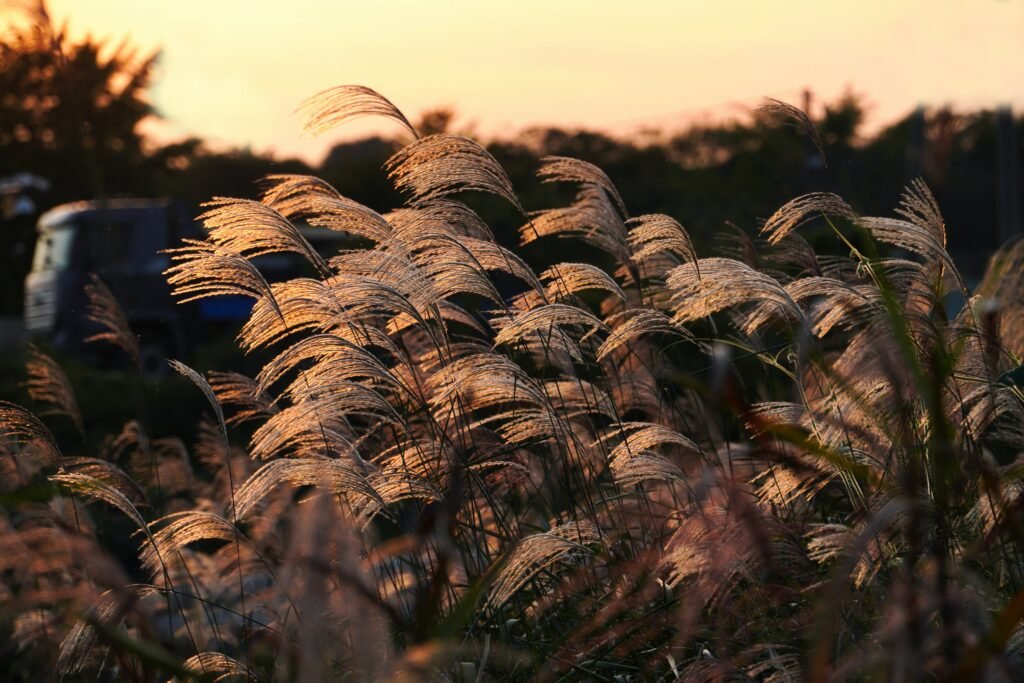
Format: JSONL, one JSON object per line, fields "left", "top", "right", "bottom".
{"left": 996, "top": 106, "right": 1021, "bottom": 245}
{"left": 907, "top": 106, "right": 926, "bottom": 181}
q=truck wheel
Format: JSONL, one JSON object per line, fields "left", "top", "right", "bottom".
{"left": 138, "top": 334, "right": 174, "bottom": 379}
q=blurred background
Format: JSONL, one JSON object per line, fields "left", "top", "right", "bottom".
{"left": 0, "top": 0, "right": 1021, "bottom": 434}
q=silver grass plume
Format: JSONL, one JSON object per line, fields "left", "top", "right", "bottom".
{"left": 388, "top": 198, "right": 494, "bottom": 240}
{"left": 64, "top": 457, "right": 147, "bottom": 506}
{"left": 602, "top": 422, "right": 700, "bottom": 486}
{"left": 164, "top": 240, "right": 283, "bottom": 319}
{"left": 56, "top": 589, "right": 131, "bottom": 676}
{"left": 627, "top": 213, "right": 699, "bottom": 272}
{"left": 24, "top": 344, "right": 83, "bottom": 435}
{"left": 50, "top": 472, "right": 147, "bottom": 531}
{"left": 523, "top": 186, "right": 630, "bottom": 264}
{"left": 760, "top": 193, "right": 857, "bottom": 245}
{"left": 784, "top": 276, "right": 880, "bottom": 337}
{"left": 758, "top": 97, "right": 826, "bottom": 166}
{"left": 84, "top": 274, "right": 140, "bottom": 362}
{"left": 485, "top": 521, "right": 601, "bottom": 614}
{"left": 255, "top": 333, "right": 400, "bottom": 396}
{"left": 895, "top": 178, "right": 946, "bottom": 249}
{"left": 180, "top": 652, "right": 252, "bottom": 682}
{"left": 540, "top": 262, "right": 626, "bottom": 303}
{"left": 198, "top": 197, "right": 329, "bottom": 275}
{"left": 385, "top": 134, "right": 524, "bottom": 211}
{"left": 297, "top": 84, "right": 418, "bottom": 139}
{"left": 0, "top": 400, "right": 63, "bottom": 467}
{"left": 596, "top": 308, "right": 688, "bottom": 362}
{"left": 208, "top": 371, "right": 279, "bottom": 426}
{"left": 262, "top": 175, "right": 395, "bottom": 243}
{"left": 856, "top": 215, "right": 958, "bottom": 273}
{"left": 666, "top": 257, "right": 803, "bottom": 334}
{"left": 231, "top": 457, "right": 384, "bottom": 521}
{"left": 259, "top": 173, "right": 343, "bottom": 218}
{"left": 537, "top": 155, "right": 628, "bottom": 218}
{"left": 491, "top": 303, "right": 609, "bottom": 362}
{"left": 138, "top": 510, "right": 238, "bottom": 578}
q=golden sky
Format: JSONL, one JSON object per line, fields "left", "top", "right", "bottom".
{"left": 32, "top": 0, "right": 1024, "bottom": 162}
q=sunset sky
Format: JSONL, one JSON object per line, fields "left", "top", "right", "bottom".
{"left": 30, "top": 0, "right": 1024, "bottom": 163}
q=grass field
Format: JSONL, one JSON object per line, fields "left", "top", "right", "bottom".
{"left": 2, "top": 87, "right": 1024, "bottom": 681}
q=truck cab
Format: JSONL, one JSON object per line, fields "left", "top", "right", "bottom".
{"left": 24, "top": 198, "right": 348, "bottom": 375}
{"left": 24, "top": 199, "right": 201, "bottom": 375}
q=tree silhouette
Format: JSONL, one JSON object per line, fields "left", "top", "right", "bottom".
{"left": 0, "top": 0, "right": 157, "bottom": 201}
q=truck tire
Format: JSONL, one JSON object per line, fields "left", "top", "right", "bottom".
{"left": 137, "top": 328, "right": 177, "bottom": 379}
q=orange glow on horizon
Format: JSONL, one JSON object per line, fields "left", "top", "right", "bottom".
{"left": 23, "top": 0, "right": 1024, "bottom": 163}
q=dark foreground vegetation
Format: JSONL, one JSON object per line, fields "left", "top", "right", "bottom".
{"left": 1, "top": 81, "right": 1024, "bottom": 681}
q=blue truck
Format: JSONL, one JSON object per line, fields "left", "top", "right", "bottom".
{"left": 23, "top": 198, "right": 331, "bottom": 375}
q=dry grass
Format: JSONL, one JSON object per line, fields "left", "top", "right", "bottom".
{"left": 2, "top": 87, "right": 1024, "bottom": 681}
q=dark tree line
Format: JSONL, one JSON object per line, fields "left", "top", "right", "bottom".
{"left": 2, "top": 1, "right": 1021, "bottom": 315}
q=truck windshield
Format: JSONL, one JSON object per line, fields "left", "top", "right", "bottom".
{"left": 31, "top": 224, "right": 75, "bottom": 272}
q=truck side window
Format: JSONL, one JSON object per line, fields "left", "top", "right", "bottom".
{"left": 86, "top": 219, "right": 135, "bottom": 274}
{"left": 133, "top": 209, "right": 171, "bottom": 273}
